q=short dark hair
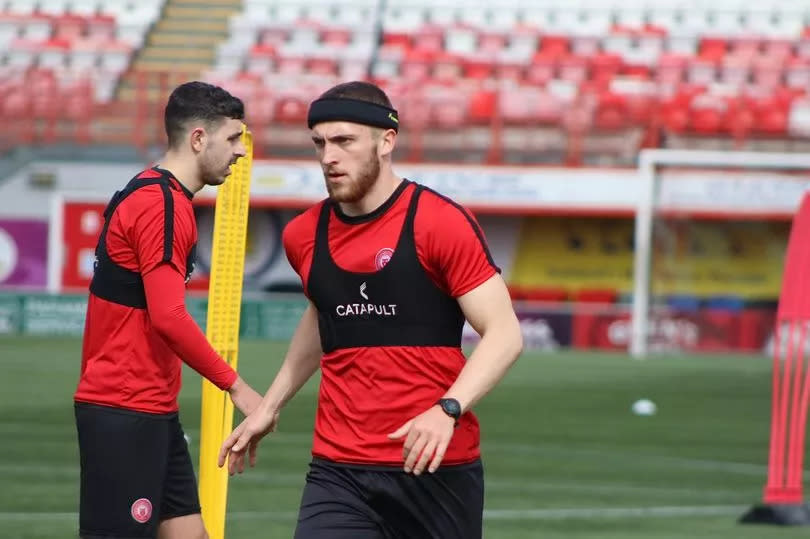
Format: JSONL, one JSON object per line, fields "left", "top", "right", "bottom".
{"left": 164, "top": 81, "right": 244, "bottom": 148}
{"left": 317, "top": 81, "right": 393, "bottom": 109}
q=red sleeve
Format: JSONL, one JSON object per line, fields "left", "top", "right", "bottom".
{"left": 143, "top": 263, "right": 238, "bottom": 390}
{"left": 125, "top": 187, "right": 195, "bottom": 277}
{"left": 416, "top": 192, "right": 500, "bottom": 298}
{"left": 282, "top": 204, "right": 320, "bottom": 290}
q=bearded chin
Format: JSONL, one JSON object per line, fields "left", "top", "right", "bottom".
{"left": 327, "top": 155, "right": 380, "bottom": 203}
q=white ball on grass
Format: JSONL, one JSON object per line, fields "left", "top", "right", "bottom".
{"left": 631, "top": 399, "right": 657, "bottom": 416}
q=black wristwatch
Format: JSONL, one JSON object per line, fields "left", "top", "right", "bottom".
{"left": 436, "top": 398, "right": 462, "bottom": 427}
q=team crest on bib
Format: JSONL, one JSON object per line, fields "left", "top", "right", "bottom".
{"left": 375, "top": 248, "right": 394, "bottom": 270}
{"left": 131, "top": 498, "right": 152, "bottom": 523}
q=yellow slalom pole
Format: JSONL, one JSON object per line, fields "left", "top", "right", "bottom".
{"left": 198, "top": 128, "right": 253, "bottom": 539}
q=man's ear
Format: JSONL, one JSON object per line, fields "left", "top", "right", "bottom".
{"left": 379, "top": 128, "right": 397, "bottom": 157}
{"left": 190, "top": 127, "right": 206, "bottom": 152}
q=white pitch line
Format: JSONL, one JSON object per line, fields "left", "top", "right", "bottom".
{"left": 0, "top": 464, "right": 746, "bottom": 500}
{"left": 0, "top": 452, "right": 771, "bottom": 478}
{"left": 482, "top": 505, "right": 747, "bottom": 520}
{"left": 0, "top": 505, "right": 747, "bottom": 522}
{"left": 0, "top": 464, "right": 758, "bottom": 509}
{"left": 484, "top": 479, "right": 747, "bottom": 499}
{"left": 484, "top": 441, "right": 768, "bottom": 475}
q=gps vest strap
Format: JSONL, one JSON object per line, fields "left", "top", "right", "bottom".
{"left": 89, "top": 171, "right": 188, "bottom": 309}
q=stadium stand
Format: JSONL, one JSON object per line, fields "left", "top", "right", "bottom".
{"left": 4, "top": 0, "right": 810, "bottom": 163}
{"left": 0, "top": 1, "right": 163, "bottom": 100}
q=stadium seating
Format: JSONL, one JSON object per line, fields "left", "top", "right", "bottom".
{"left": 192, "top": 0, "right": 810, "bottom": 164}
{"left": 4, "top": 0, "right": 810, "bottom": 161}
{"left": 0, "top": 0, "right": 165, "bottom": 103}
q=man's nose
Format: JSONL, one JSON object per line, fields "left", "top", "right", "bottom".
{"left": 321, "top": 143, "right": 338, "bottom": 165}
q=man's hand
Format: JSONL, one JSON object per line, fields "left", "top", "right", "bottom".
{"left": 388, "top": 405, "right": 456, "bottom": 475}
{"left": 227, "top": 376, "right": 262, "bottom": 416}
{"left": 217, "top": 406, "right": 280, "bottom": 475}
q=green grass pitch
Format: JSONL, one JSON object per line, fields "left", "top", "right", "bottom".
{"left": 2, "top": 336, "right": 809, "bottom": 538}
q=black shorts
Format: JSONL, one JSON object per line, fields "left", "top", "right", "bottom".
{"left": 294, "top": 458, "right": 484, "bottom": 539}
{"left": 74, "top": 402, "right": 201, "bottom": 539}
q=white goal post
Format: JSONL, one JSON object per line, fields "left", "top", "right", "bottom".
{"left": 631, "top": 149, "right": 810, "bottom": 359}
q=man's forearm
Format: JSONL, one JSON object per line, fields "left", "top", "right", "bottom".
{"left": 443, "top": 320, "right": 523, "bottom": 414}
{"left": 144, "top": 264, "right": 237, "bottom": 389}
{"left": 258, "top": 303, "right": 322, "bottom": 412}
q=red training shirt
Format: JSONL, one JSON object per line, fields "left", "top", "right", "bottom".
{"left": 75, "top": 169, "right": 237, "bottom": 414}
{"left": 283, "top": 180, "right": 498, "bottom": 466}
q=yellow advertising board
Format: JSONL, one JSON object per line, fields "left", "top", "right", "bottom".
{"left": 509, "top": 217, "right": 788, "bottom": 300}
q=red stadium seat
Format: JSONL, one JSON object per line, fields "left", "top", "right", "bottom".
{"left": 559, "top": 54, "right": 589, "bottom": 84}
{"left": 537, "top": 35, "right": 569, "bottom": 57}
{"left": 526, "top": 53, "right": 555, "bottom": 86}
{"left": 656, "top": 53, "right": 688, "bottom": 86}
{"left": 698, "top": 38, "right": 727, "bottom": 62}
{"left": 383, "top": 32, "right": 411, "bottom": 50}
{"left": 9, "top": 0, "right": 810, "bottom": 157}
{"left": 53, "top": 13, "right": 85, "bottom": 40}
{"left": 689, "top": 94, "right": 727, "bottom": 134}
{"left": 591, "top": 52, "right": 624, "bottom": 88}
{"left": 463, "top": 56, "right": 494, "bottom": 80}
{"left": 321, "top": 28, "right": 352, "bottom": 47}
{"left": 467, "top": 90, "right": 496, "bottom": 123}
{"left": 593, "top": 92, "right": 628, "bottom": 130}
{"left": 752, "top": 97, "right": 790, "bottom": 135}
{"left": 274, "top": 95, "right": 309, "bottom": 123}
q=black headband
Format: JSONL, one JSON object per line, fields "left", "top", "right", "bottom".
{"left": 307, "top": 98, "right": 399, "bottom": 132}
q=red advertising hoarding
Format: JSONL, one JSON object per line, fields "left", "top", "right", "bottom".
{"left": 572, "top": 307, "right": 775, "bottom": 353}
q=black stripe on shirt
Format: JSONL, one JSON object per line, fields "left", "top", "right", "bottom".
{"left": 159, "top": 181, "right": 174, "bottom": 263}
{"left": 419, "top": 185, "right": 501, "bottom": 274}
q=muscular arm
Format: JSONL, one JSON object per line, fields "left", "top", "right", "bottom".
{"left": 254, "top": 302, "right": 322, "bottom": 413}
{"left": 416, "top": 195, "right": 522, "bottom": 410}
{"left": 142, "top": 263, "right": 237, "bottom": 390}
{"left": 217, "top": 302, "right": 323, "bottom": 472}
{"left": 444, "top": 273, "right": 523, "bottom": 413}
{"left": 388, "top": 272, "right": 522, "bottom": 475}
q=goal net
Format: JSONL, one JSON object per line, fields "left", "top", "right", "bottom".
{"left": 633, "top": 150, "right": 810, "bottom": 515}
{"left": 631, "top": 149, "right": 810, "bottom": 359}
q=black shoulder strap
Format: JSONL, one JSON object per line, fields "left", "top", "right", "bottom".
{"left": 402, "top": 185, "right": 423, "bottom": 237}
{"left": 311, "top": 199, "right": 334, "bottom": 265}
{"left": 417, "top": 185, "right": 500, "bottom": 272}
{"left": 89, "top": 170, "right": 178, "bottom": 309}
{"left": 96, "top": 174, "right": 175, "bottom": 264}
{"left": 159, "top": 180, "right": 174, "bottom": 263}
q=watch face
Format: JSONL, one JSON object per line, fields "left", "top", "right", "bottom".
{"left": 442, "top": 399, "right": 461, "bottom": 417}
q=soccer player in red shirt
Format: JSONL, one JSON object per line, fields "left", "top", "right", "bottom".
{"left": 74, "top": 81, "right": 262, "bottom": 539}
{"left": 218, "top": 81, "right": 523, "bottom": 538}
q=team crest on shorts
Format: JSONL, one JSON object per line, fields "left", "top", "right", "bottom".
{"left": 375, "top": 247, "right": 394, "bottom": 270}
{"left": 131, "top": 498, "right": 152, "bottom": 523}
